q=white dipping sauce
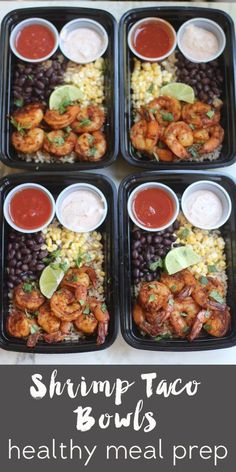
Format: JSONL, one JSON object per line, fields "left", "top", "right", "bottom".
{"left": 61, "top": 189, "right": 105, "bottom": 231}
{"left": 185, "top": 190, "right": 223, "bottom": 227}
{"left": 181, "top": 24, "right": 219, "bottom": 61}
{"left": 61, "top": 27, "right": 104, "bottom": 62}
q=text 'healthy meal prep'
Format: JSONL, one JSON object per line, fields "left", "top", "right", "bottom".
{"left": 4, "top": 182, "right": 110, "bottom": 348}
{"left": 128, "top": 180, "right": 232, "bottom": 343}
{"left": 128, "top": 17, "right": 226, "bottom": 164}
{"left": 10, "top": 17, "right": 108, "bottom": 164}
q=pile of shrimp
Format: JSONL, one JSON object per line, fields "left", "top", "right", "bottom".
{"left": 133, "top": 269, "right": 230, "bottom": 341}
{"left": 130, "top": 96, "right": 224, "bottom": 161}
{"left": 7, "top": 266, "right": 109, "bottom": 348}
{"left": 11, "top": 102, "right": 107, "bottom": 162}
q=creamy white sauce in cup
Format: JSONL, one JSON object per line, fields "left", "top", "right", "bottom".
{"left": 185, "top": 189, "right": 223, "bottom": 227}
{"left": 61, "top": 27, "right": 104, "bottom": 63}
{"left": 60, "top": 189, "right": 105, "bottom": 231}
{"left": 181, "top": 24, "right": 219, "bottom": 61}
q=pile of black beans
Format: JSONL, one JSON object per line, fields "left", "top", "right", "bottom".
{"left": 131, "top": 221, "right": 180, "bottom": 285}
{"left": 12, "top": 54, "right": 68, "bottom": 106}
{"left": 175, "top": 51, "right": 223, "bottom": 104}
{"left": 7, "top": 230, "right": 49, "bottom": 290}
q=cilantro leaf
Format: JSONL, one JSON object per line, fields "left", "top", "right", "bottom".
{"left": 180, "top": 312, "right": 188, "bottom": 317}
{"left": 83, "top": 306, "right": 90, "bottom": 315}
{"left": 30, "top": 324, "right": 40, "bottom": 334}
{"left": 200, "top": 276, "right": 208, "bottom": 286}
{"left": 147, "top": 83, "right": 154, "bottom": 93}
{"left": 80, "top": 118, "right": 92, "bottom": 126}
{"left": 148, "top": 294, "right": 156, "bottom": 302}
{"left": 14, "top": 98, "right": 24, "bottom": 108}
{"left": 89, "top": 146, "right": 97, "bottom": 157}
{"left": 79, "top": 299, "right": 85, "bottom": 306}
{"left": 155, "top": 332, "right": 173, "bottom": 341}
{"left": 206, "top": 110, "right": 215, "bottom": 119}
{"left": 149, "top": 258, "right": 163, "bottom": 271}
{"left": 23, "top": 283, "right": 33, "bottom": 293}
{"left": 101, "top": 303, "right": 107, "bottom": 313}
{"left": 179, "top": 228, "right": 190, "bottom": 239}
{"left": 160, "top": 111, "right": 174, "bottom": 122}
{"left": 58, "top": 98, "right": 72, "bottom": 114}
{"left": 209, "top": 290, "right": 224, "bottom": 304}
{"left": 208, "top": 265, "right": 217, "bottom": 273}
{"left": 10, "top": 117, "right": 26, "bottom": 135}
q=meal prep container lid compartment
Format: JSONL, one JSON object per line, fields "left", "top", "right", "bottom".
{"left": 0, "top": 6, "right": 119, "bottom": 171}
{"left": 118, "top": 170, "right": 236, "bottom": 351}
{"left": 119, "top": 6, "right": 236, "bottom": 170}
{"left": 0, "top": 171, "right": 119, "bottom": 353}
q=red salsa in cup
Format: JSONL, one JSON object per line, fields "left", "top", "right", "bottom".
{"left": 9, "top": 187, "right": 52, "bottom": 230}
{"left": 15, "top": 24, "right": 55, "bottom": 60}
{"left": 132, "top": 19, "right": 175, "bottom": 59}
{"left": 133, "top": 187, "right": 175, "bottom": 229}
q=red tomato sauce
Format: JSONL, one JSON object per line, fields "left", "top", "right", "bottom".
{"left": 9, "top": 188, "right": 52, "bottom": 230}
{"left": 133, "top": 20, "right": 174, "bottom": 58}
{"left": 15, "top": 24, "right": 55, "bottom": 59}
{"left": 133, "top": 187, "right": 175, "bottom": 229}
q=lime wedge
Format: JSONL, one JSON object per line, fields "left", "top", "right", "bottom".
{"left": 164, "top": 246, "right": 201, "bottom": 275}
{"left": 49, "top": 85, "right": 83, "bottom": 110}
{"left": 160, "top": 83, "right": 195, "bottom": 104}
{"left": 39, "top": 266, "right": 65, "bottom": 299}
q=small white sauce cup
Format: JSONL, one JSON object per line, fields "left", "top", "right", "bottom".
{"left": 10, "top": 18, "right": 59, "bottom": 63}
{"left": 181, "top": 180, "right": 232, "bottom": 230}
{"left": 177, "top": 18, "right": 226, "bottom": 63}
{"left": 56, "top": 183, "right": 108, "bottom": 233}
{"left": 128, "top": 17, "right": 177, "bottom": 62}
{"left": 59, "top": 18, "right": 108, "bottom": 64}
{"left": 3, "top": 183, "right": 56, "bottom": 233}
{"left": 127, "top": 182, "right": 179, "bottom": 232}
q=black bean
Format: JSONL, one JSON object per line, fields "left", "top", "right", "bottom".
{"left": 133, "top": 268, "right": 140, "bottom": 278}
{"left": 163, "top": 238, "right": 172, "bottom": 246}
{"left": 7, "top": 282, "right": 14, "bottom": 289}
{"left": 149, "top": 245, "right": 155, "bottom": 254}
{"left": 133, "top": 230, "right": 141, "bottom": 240}
{"left": 38, "top": 250, "right": 48, "bottom": 259}
{"left": 141, "top": 236, "right": 146, "bottom": 244}
{"left": 145, "top": 253, "right": 151, "bottom": 262}
{"left": 146, "top": 234, "right": 152, "bottom": 244}
{"left": 146, "top": 274, "right": 153, "bottom": 282}
{"left": 46, "top": 67, "right": 53, "bottom": 77}
{"left": 153, "top": 235, "right": 162, "bottom": 244}
{"left": 132, "top": 250, "right": 139, "bottom": 259}
{"left": 132, "top": 240, "right": 140, "bottom": 250}
{"left": 21, "top": 264, "right": 29, "bottom": 271}
{"left": 173, "top": 220, "right": 180, "bottom": 230}
{"left": 36, "top": 263, "right": 45, "bottom": 271}
{"left": 33, "top": 244, "right": 42, "bottom": 251}
{"left": 133, "top": 259, "right": 140, "bottom": 267}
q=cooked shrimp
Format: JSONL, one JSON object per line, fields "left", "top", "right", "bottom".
{"left": 147, "top": 96, "right": 181, "bottom": 127}
{"left": 192, "top": 277, "right": 226, "bottom": 311}
{"left": 199, "top": 125, "right": 224, "bottom": 154}
{"left": 44, "top": 105, "right": 80, "bottom": 129}
{"left": 7, "top": 311, "right": 31, "bottom": 338}
{"left": 170, "top": 297, "right": 200, "bottom": 338}
{"left": 138, "top": 281, "right": 171, "bottom": 313}
{"left": 43, "top": 130, "right": 77, "bottom": 156}
{"left": 154, "top": 147, "right": 174, "bottom": 162}
{"left": 71, "top": 104, "right": 105, "bottom": 133}
{"left": 27, "top": 332, "right": 42, "bottom": 348}
{"left": 37, "top": 302, "right": 61, "bottom": 333}
{"left": 164, "top": 121, "right": 193, "bottom": 159}
{"left": 188, "top": 307, "right": 230, "bottom": 341}
{"left": 60, "top": 321, "right": 72, "bottom": 334}
{"left": 75, "top": 131, "right": 106, "bottom": 161}
{"left": 88, "top": 298, "right": 110, "bottom": 345}
{"left": 130, "top": 119, "right": 160, "bottom": 153}
{"left": 74, "top": 312, "right": 98, "bottom": 335}
{"left": 161, "top": 270, "right": 196, "bottom": 296}
{"left": 182, "top": 102, "right": 221, "bottom": 129}
{"left": 62, "top": 267, "right": 97, "bottom": 290}
{"left": 14, "top": 283, "right": 45, "bottom": 312}
{"left": 44, "top": 332, "right": 65, "bottom": 343}
{"left": 11, "top": 128, "right": 44, "bottom": 153}
{"left": 12, "top": 103, "right": 44, "bottom": 129}
{"left": 192, "top": 128, "right": 210, "bottom": 144}
{"left": 133, "top": 303, "right": 173, "bottom": 337}
{"left": 50, "top": 287, "right": 82, "bottom": 322}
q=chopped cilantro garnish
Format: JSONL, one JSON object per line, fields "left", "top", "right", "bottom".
{"left": 168, "top": 298, "right": 174, "bottom": 306}
{"left": 30, "top": 325, "right": 40, "bottom": 334}
{"left": 53, "top": 136, "right": 65, "bottom": 146}
{"left": 89, "top": 146, "right": 97, "bottom": 157}
{"left": 10, "top": 117, "right": 26, "bottom": 135}
{"left": 200, "top": 276, "right": 208, "bottom": 286}
{"left": 171, "top": 284, "right": 177, "bottom": 292}
{"left": 14, "top": 98, "right": 24, "bottom": 108}
{"left": 87, "top": 135, "right": 94, "bottom": 145}
{"left": 147, "top": 83, "right": 154, "bottom": 93}
{"left": 180, "top": 312, "right": 188, "bottom": 317}
{"left": 58, "top": 98, "right": 72, "bottom": 114}
{"left": 182, "top": 326, "right": 190, "bottom": 333}
{"left": 79, "top": 299, "right": 85, "bottom": 306}
{"left": 155, "top": 332, "right": 172, "bottom": 341}
{"left": 208, "top": 265, "right": 217, "bottom": 273}
{"left": 204, "top": 324, "right": 211, "bottom": 331}
{"left": 179, "top": 228, "right": 190, "bottom": 239}
{"left": 189, "top": 123, "right": 195, "bottom": 130}
{"left": 80, "top": 118, "right": 92, "bottom": 126}
{"left": 22, "top": 283, "right": 33, "bottom": 293}
{"left": 149, "top": 294, "right": 156, "bottom": 302}
{"left": 157, "top": 141, "right": 165, "bottom": 149}
{"left": 206, "top": 110, "right": 215, "bottom": 119}
{"left": 83, "top": 306, "right": 90, "bottom": 315}
{"left": 160, "top": 111, "right": 174, "bottom": 122}
{"left": 209, "top": 290, "right": 224, "bottom": 304}
{"left": 149, "top": 258, "right": 163, "bottom": 271}
{"left": 27, "top": 74, "right": 33, "bottom": 81}
{"left": 101, "top": 303, "right": 107, "bottom": 313}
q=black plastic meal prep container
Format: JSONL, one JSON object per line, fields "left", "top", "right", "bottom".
{"left": 0, "top": 6, "right": 119, "bottom": 171}
{"left": 0, "top": 172, "right": 118, "bottom": 353}
{"left": 119, "top": 6, "right": 236, "bottom": 169}
{"left": 119, "top": 170, "right": 236, "bottom": 351}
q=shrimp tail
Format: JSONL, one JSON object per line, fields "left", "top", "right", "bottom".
{"left": 97, "top": 321, "right": 109, "bottom": 345}
{"left": 188, "top": 310, "right": 208, "bottom": 342}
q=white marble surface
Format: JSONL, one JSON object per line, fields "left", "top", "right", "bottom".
{"left": 0, "top": 1, "right": 236, "bottom": 364}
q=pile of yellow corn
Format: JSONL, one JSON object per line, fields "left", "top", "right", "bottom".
{"left": 64, "top": 58, "right": 105, "bottom": 105}
{"left": 176, "top": 214, "right": 226, "bottom": 278}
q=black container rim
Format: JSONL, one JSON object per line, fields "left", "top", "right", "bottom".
{"left": 0, "top": 5, "right": 119, "bottom": 171}
{"left": 118, "top": 169, "right": 236, "bottom": 352}
{"left": 119, "top": 5, "right": 236, "bottom": 170}
{"left": 0, "top": 171, "right": 119, "bottom": 353}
